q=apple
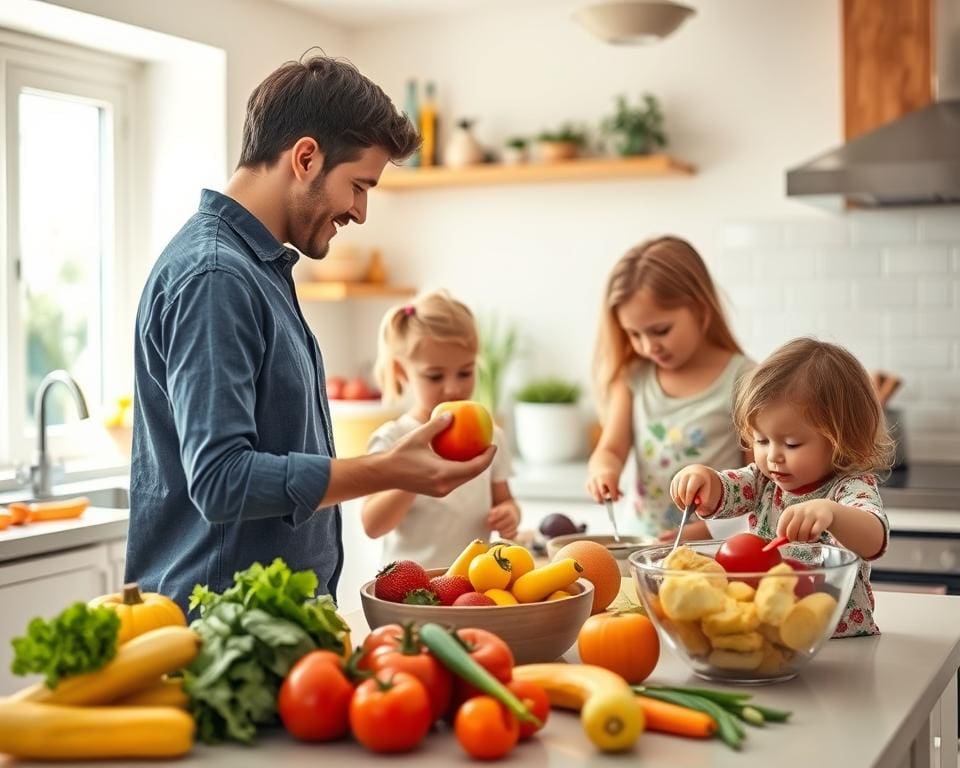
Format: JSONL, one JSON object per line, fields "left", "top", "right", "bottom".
{"left": 342, "top": 377, "right": 376, "bottom": 401}
{"left": 431, "top": 400, "right": 493, "bottom": 461}
{"left": 326, "top": 376, "right": 346, "bottom": 400}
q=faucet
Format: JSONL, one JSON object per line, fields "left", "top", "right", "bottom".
{"left": 25, "top": 370, "right": 90, "bottom": 498}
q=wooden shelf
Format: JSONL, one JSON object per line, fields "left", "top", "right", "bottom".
{"left": 377, "top": 154, "right": 695, "bottom": 191}
{"left": 296, "top": 282, "right": 416, "bottom": 301}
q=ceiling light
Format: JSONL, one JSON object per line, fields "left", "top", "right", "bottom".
{"left": 573, "top": 1, "right": 696, "bottom": 45}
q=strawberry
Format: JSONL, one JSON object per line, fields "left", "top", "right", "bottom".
{"left": 374, "top": 560, "right": 430, "bottom": 603}
{"left": 403, "top": 588, "right": 440, "bottom": 605}
{"left": 429, "top": 575, "right": 474, "bottom": 606}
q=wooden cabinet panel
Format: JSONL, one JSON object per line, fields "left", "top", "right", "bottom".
{"left": 843, "top": 0, "right": 933, "bottom": 139}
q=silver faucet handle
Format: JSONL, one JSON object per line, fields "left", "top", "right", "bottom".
{"left": 14, "top": 463, "right": 32, "bottom": 486}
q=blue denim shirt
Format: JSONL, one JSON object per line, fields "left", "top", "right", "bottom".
{"left": 126, "top": 189, "right": 343, "bottom": 613}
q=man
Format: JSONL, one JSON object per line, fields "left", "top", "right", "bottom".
{"left": 126, "top": 54, "right": 495, "bottom": 611}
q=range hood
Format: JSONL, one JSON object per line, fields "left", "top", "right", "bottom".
{"left": 786, "top": 100, "right": 960, "bottom": 207}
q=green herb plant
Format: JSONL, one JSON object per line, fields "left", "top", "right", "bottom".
{"left": 515, "top": 378, "right": 582, "bottom": 404}
{"left": 475, "top": 314, "right": 519, "bottom": 419}
{"left": 505, "top": 136, "right": 528, "bottom": 150}
{"left": 185, "top": 558, "right": 349, "bottom": 744}
{"left": 535, "top": 123, "right": 588, "bottom": 146}
{"left": 11, "top": 602, "right": 121, "bottom": 688}
{"left": 600, "top": 93, "right": 666, "bottom": 156}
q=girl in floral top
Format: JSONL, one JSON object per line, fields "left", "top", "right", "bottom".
{"left": 587, "top": 237, "right": 753, "bottom": 541}
{"left": 671, "top": 338, "right": 895, "bottom": 637}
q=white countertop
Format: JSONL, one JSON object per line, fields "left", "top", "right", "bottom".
{"left": 17, "top": 590, "right": 956, "bottom": 768}
{"left": 0, "top": 506, "right": 128, "bottom": 562}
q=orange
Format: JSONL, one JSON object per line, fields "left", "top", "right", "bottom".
{"left": 551, "top": 540, "right": 621, "bottom": 614}
{"left": 431, "top": 400, "right": 493, "bottom": 461}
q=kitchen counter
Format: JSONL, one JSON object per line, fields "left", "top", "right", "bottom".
{"left": 33, "top": 591, "right": 957, "bottom": 768}
{"left": 0, "top": 506, "right": 128, "bottom": 562}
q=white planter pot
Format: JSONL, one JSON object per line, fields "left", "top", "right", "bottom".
{"left": 513, "top": 402, "right": 584, "bottom": 464}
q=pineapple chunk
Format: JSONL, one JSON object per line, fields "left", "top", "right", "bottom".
{"left": 659, "top": 574, "right": 727, "bottom": 621}
{"left": 756, "top": 639, "right": 792, "bottom": 675}
{"left": 702, "top": 598, "right": 760, "bottom": 636}
{"left": 779, "top": 592, "right": 839, "bottom": 651}
{"left": 707, "top": 648, "right": 764, "bottom": 671}
{"left": 709, "top": 630, "right": 764, "bottom": 652}
{"left": 664, "top": 546, "right": 728, "bottom": 589}
{"left": 726, "top": 580, "right": 756, "bottom": 602}
{"left": 665, "top": 618, "right": 711, "bottom": 656}
{"left": 754, "top": 563, "right": 798, "bottom": 626}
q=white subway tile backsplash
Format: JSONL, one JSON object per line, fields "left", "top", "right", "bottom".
{"left": 882, "top": 311, "right": 920, "bottom": 339}
{"left": 887, "top": 341, "right": 953, "bottom": 370}
{"left": 900, "top": 405, "right": 960, "bottom": 432}
{"left": 713, "top": 250, "right": 755, "bottom": 281}
{"left": 753, "top": 247, "right": 819, "bottom": 278}
{"left": 819, "top": 309, "right": 884, "bottom": 338}
{"left": 884, "top": 244, "right": 951, "bottom": 274}
{"left": 819, "top": 245, "right": 881, "bottom": 277}
{"left": 918, "top": 311, "right": 960, "bottom": 337}
{"left": 853, "top": 278, "right": 918, "bottom": 308}
{"left": 918, "top": 209, "right": 960, "bottom": 242}
{"left": 784, "top": 220, "right": 848, "bottom": 246}
{"left": 722, "top": 222, "right": 783, "bottom": 250}
{"left": 918, "top": 279, "right": 951, "bottom": 307}
{"left": 723, "top": 281, "right": 785, "bottom": 311}
{"left": 785, "top": 281, "right": 850, "bottom": 309}
{"left": 850, "top": 213, "right": 916, "bottom": 244}
{"left": 920, "top": 373, "right": 960, "bottom": 402}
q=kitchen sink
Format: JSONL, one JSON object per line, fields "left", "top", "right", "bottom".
{"left": 0, "top": 484, "right": 130, "bottom": 510}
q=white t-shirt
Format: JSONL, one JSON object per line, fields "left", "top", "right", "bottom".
{"left": 366, "top": 414, "right": 514, "bottom": 569}
{"left": 627, "top": 353, "right": 754, "bottom": 538}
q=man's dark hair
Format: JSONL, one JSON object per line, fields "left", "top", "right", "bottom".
{"left": 238, "top": 53, "right": 420, "bottom": 172}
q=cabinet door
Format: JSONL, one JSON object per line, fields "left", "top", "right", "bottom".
{"left": 0, "top": 545, "right": 111, "bottom": 695}
{"left": 107, "top": 538, "right": 127, "bottom": 593}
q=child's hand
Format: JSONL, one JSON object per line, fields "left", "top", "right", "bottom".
{"left": 487, "top": 500, "right": 520, "bottom": 540}
{"left": 670, "top": 465, "right": 716, "bottom": 515}
{"left": 586, "top": 471, "right": 622, "bottom": 503}
{"left": 777, "top": 500, "right": 836, "bottom": 543}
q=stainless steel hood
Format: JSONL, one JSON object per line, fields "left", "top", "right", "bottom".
{"left": 786, "top": 100, "right": 960, "bottom": 207}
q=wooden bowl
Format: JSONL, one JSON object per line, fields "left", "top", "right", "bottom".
{"left": 359, "top": 569, "right": 594, "bottom": 664}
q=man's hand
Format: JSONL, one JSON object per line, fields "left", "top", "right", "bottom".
{"left": 385, "top": 412, "right": 496, "bottom": 497}
{"left": 487, "top": 500, "right": 520, "bottom": 540}
{"left": 776, "top": 500, "right": 836, "bottom": 543}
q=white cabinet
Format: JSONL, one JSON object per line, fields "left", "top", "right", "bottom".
{"left": 0, "top": 544, "right": 114, "bottom": 695}
{"left": 107, "top": 537, "right": 127, "bottom": 592}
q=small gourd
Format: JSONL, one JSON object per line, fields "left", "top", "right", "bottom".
{"left": 89, "top": 583, "right": 186, "bottom": 643}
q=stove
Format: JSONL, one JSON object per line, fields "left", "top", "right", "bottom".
{"left": 881, "top": 462, "right": 960, "bottom": 511}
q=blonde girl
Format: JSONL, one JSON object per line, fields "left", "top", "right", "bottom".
{"left": 587, "top": 236, "right": 753, "bottom": 540}
{"left": 362, "top": 290, "right": 519, "bottom": 568}
{"left": 671, "top": 337, "right": 894, "bottom": 637}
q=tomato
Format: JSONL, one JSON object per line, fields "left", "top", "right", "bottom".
{"left": 505, "top": 679, "right": 550, "bottom": 740}
{"left": 454, "top": 695, "right": 520, "bottom": 759}
{"left": 468, "top": 551, "right": 512, "bottom": 592}
{"left": 349, "top": 671, "right": 432, "bottom": 753}
{"left": 447, "top": 627, "right": 515, "bottom": 717}
{"left": 368, "top": 625, "right": 453, "bottom": 721}
{"left": 278, "top": 650, "right": 354, "bottom": 742}
{"left": 577, "top": 611, "right": 660, "bottom": 684}
{"left": 359, "top": 623, "right": 404, "bottom": 669}
{"left": 715, "top": 533, "right": 782, "bottom": 585}
{"left": 783, "top": 558, "right": 824, "bottom": 598}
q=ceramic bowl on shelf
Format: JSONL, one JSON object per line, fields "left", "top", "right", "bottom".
{"left": 630, "top": 541, "right": 860, "bottom": 684}
{"left": 359, "top": 568, "right": 594, "bottom": 664}
{"left": 309, "top": 244, "right": 371, "bottom": 282}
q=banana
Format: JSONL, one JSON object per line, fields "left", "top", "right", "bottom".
{"left": 0, "top": 700, "right": 194, "bottom": 759}
{"left": 8, "top": 625, "right": 199, "bottom": 705}
{"left": 513, "top": 663, "right": 643, "bottom": 752}
{"left": 113, "top": 676, "right": 189, "bottom": 709}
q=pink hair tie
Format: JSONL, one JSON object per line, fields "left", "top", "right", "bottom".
{"left": 402, "top": 304, "right": 415, "bottom": 316}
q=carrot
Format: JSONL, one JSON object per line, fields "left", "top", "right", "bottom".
{"left": 25, "top": 497, "right": 89, "bottom": 522}
{"left": 636, "top": 694, "right": 717, "bottom": 739}
{"left": 7, "top": 503, "right": 29, "bottom": 525}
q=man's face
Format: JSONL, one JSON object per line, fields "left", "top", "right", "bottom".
{"left": 289, "top": 145, "right": 390, "bottom": 260}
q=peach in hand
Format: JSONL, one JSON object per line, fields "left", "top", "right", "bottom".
{"left": 431, "top": 400, "right": 493, "bottom": 461}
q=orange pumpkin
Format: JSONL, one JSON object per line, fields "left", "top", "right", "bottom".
{"left": 577, "top": 610, "right": 660, "bottom": 684}
{"left": 89, "top": 583, "right": 186, "bottom": 643}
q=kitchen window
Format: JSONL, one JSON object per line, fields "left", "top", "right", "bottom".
{"left": 0, "top": 31, "right": 138, "bottom": 469}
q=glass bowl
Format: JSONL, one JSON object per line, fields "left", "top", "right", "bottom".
{"left": 629, "top": 540, "right": 860, "bottom": 684}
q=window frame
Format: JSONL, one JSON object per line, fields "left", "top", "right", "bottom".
{"left": 0, "top": 30, "right": 139, "bottom": 469}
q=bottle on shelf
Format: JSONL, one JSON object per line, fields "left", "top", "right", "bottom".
{"left": 419, "top": 81, "right": 438, "bottom": 167}
{"left": 404, "top": 79, "right": 421, "bottom": 167}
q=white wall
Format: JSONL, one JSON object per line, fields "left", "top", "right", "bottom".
{"left": 322, "top": 0, "right": 960, "bottom": 462}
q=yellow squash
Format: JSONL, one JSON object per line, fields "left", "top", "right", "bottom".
{"left": 0, "top": 700, "right": 194, "bottom": 760}
{"left": 511, "top": 558, "right": 583, "bottom": 603}
{"left": 114, "top": 676, "right": 188, "bottom": 709}
{"left": 89, "top": 582, "right": 186, "bottom": 643}
{"left": 9, "top": 625, "right": 199, "bottom": 705}
{"left": 446, "top": 539, "right": 488, "bottom": 578}
{"left": 513, "top": 663, "right": 643, "bottom": 752}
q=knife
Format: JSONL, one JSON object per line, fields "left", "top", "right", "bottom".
{"left": 603, "top": 497, "right": 621, "bottom": 542}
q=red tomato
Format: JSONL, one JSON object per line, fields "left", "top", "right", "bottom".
{"left": 349, "top": 671, "right": 432, "bottom": 753}
{"left": 369, "top": 646, "right": 453, "bottom": 721}
{"left": 715, "top": 533, "right": 783, "bottom": 585}
{"left": 506, "top": 679, "right": 550, "bottom": 740}
{"left": 448, "top": 627, "right": 515, "bottom": 715}
{"left": 783, "top": 558, "right": 824, "bottom": 598}
{"left": 455, "top": 695, "right": 520, "bottom": 759}
{"left": 359, "top": 623, "right": 404, "bottom": 669}
{"left": 278, "top": 650, "right": 354, "bottom": 741}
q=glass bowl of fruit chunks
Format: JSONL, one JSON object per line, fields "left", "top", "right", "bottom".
{"left": 629, "top": 539, "right": 860, "bottom": 683}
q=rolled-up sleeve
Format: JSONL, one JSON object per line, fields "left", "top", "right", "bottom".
{"left": 158, "top": 268, "right": 330, "bottom": 525}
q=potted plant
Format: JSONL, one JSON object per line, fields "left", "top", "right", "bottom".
{"left": 513, "top": 378, "right": 584, "bottom": 464}
{"left": 502, "top": 136, "right": 529, "bottom": 165}
{"left": 475, "top": 315, "right": 519, "bottom": 423}
{"left": 534, "top": 124, "right": 588, "bottom": 162}
{"left": 600, "top": 93, "right": 667, "bottom": 156}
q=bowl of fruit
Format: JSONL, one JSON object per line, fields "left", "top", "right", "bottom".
{"left": 629, "top": 535, "right": 860, "bottom": 684}
{"left": 359, "top": 543, "right": 595, "bottom": 664}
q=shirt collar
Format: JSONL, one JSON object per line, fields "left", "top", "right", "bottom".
{"left": 198, "top": 189, "right": 297, "bottom": 264}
